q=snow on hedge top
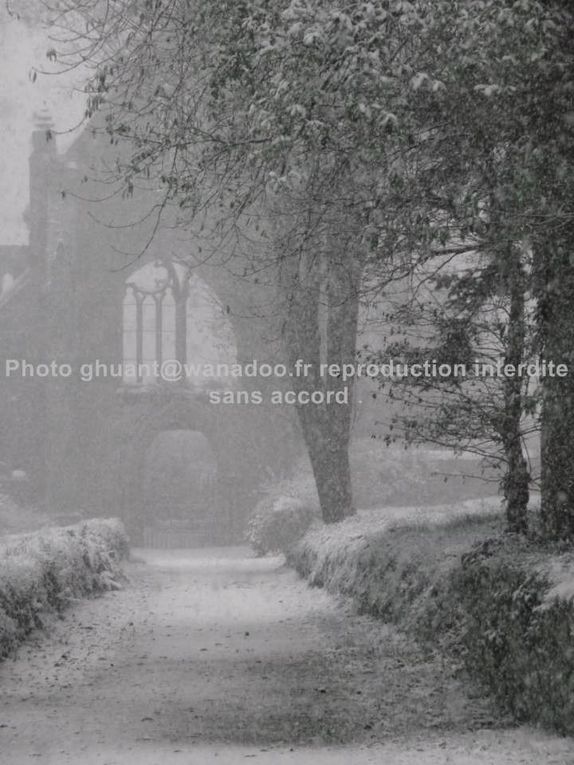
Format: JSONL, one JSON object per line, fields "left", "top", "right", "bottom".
{"left": 305, "top": 496, "right": 502, "bottom": 547}
{"left": 540, "top": 554, "right": 574, "bottom": 607}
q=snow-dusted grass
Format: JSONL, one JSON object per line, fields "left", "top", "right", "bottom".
{"left": 349, "top": 441, "right": 502, "bottom": 508}
{"left": 0, "top": 518, "right": 129, "bottom": 658}
{"left": 287, "top": 500, "right": 574, "bottom": 735}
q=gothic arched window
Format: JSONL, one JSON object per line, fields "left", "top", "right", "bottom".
{"left": 122, "top": 261, "right": 236, "bottom": 384}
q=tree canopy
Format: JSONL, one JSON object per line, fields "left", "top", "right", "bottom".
{"left": 41, "top": 0, "right": 574, "bottom": 534}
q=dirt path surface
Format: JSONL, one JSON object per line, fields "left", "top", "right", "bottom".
{"left": 0, "top": 547, "right": 572, "bottom": 764}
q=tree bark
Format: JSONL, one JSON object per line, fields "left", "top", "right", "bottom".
{"left": 500, "top": 244, "right": 529, "bottom": 534}
{"left": 281, "top": 223, "right": 361, "bottom": 524}
{"left": 534, "top": 231, "right": 574, "bottom": 540}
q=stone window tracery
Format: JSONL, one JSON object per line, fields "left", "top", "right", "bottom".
{"left": 122, "top": 260, "right": 236, "bottom": 384}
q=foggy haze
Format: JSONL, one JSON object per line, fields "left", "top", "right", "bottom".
{"left": 0, "top": 7, "right": 86, "bottom": 244}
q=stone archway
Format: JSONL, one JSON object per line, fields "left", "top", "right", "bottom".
{"left": 109, "top": 390, "right": 253, "bottom": 544}
{"left": 141, "top": 429, "right": 218, "bottom": 547}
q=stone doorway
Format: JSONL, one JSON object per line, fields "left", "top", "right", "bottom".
{"left": 142, "top": 429, "right": 219, "bottom": 548}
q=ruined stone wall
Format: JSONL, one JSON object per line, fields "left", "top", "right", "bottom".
{"left": 14, "top": 124, "right": 301, "bottom": 537}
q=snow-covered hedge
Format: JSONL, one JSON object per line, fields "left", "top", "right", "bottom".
{"left": 0, "top": 518, "right": 129, "bottom": 658}
{"left": 451, "top": 540, "right": 574, "bottom": 734}
{"left": 245, "top": 470, "right": 321, "bottom": 555}
{"left": 287, "top": 509, "right": 574, "bottom": 735}
{"left": 246, "top": 495, "right": 318, "bottom": 556}
{"left": 246, "top": 472, "right": 321, "bottom": 556}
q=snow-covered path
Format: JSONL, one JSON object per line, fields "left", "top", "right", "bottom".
{"left": 0, "top": 548, "right": 571, "bottom": 764}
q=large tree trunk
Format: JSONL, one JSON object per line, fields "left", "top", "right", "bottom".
{"left": 281, "top": 223, "right": 361, "bottom": 523}
{"left": 499, "top": 243, "right": 529, "bottom": 534}
{"left": 304, "top": 431, "right": 355, "bottom": 523}
{"left": 534, "top": 232, "right": 574, "bottom": 540}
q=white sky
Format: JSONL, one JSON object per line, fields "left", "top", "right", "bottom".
{"left": 0, "top": 9, "right": 87, "bottom": 244}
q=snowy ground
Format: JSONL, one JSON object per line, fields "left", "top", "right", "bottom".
{"left": 0, "top": 547, "right": 572, "bottom": 764}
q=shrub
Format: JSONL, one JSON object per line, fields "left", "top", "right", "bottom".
{"left": 287, "top": 509, "right": 574, "bottom": 735}
{"left": 451, "top": 540, "right": 574, "bottom": 734}
{"left": 0, "top": 518, "right": 129, "bottom": 658}
{"left": 246, "top": 494, "right": 319, "bottom": 556}
{"left": 246, "top": 469, "right": 320, "bottom": 555}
